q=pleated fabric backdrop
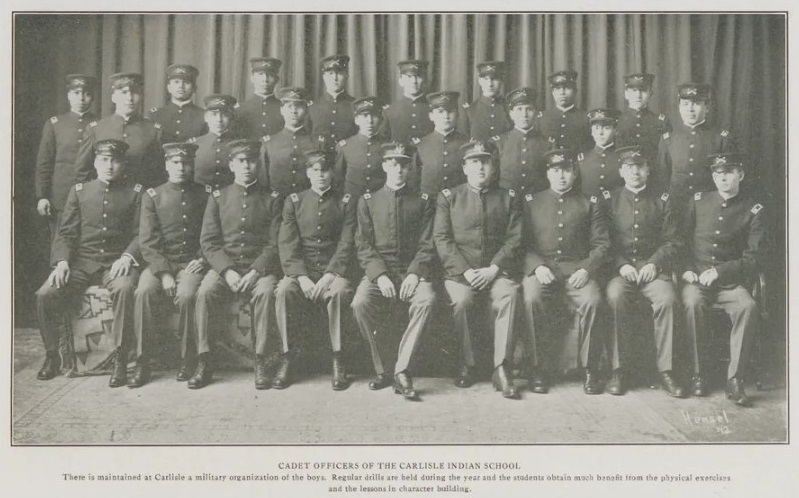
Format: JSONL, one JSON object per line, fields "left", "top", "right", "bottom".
{"left": 14, "top": 13, "right": 786, "bottom": 326}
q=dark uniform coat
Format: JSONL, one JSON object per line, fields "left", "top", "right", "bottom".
{"left": 536, "top": 106, "right": 592, "bottom": 152}
{"left": 457, "top": 96, "right": 513, "bottom": 142}
{"left": 146, "top": 101, "right": 207, "bottom": 143}
{"left": 308, "top": 91, "right": 357, "bottom": 145}
{"left": 414, "top": 130, "right": 469, "bottom": 196}
{"left": 333, "top": 133, "right": 389, "bottom": 196}
{"left": 189, "top": 132, "right": 236, "bottom": 190}
{"left": 235, "top": 94, "right": 284, "bottom": 141}
{"left": 379, "top": 95, "right": 434, "bottom": 144}
{"left": 616, "top": 107, "right": 671, "bottom": 161}
{"left": 494, "top": 128, "right": 550, "bottom": 195}
{"left": 260, "top": 127, "right": 325, "bottom": 194}
{"left": 577, "top": 145, "right": 624, "bottom": 197}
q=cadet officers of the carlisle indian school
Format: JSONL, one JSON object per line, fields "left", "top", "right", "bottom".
{"left": 616, "top": 73, "right": 671, "bottom": 161}
{"left": 36, "top": 74, "right": 98, "bottom": 251}
{"left": 577, "top": 108, "right": 624, "bottom": 197}
{"left": 308, "top": 55, "right": 358, "bottom": 145}
{"left": 434, "top": 140, "right": 522, "bottom": 400}
{"left": 536, "top": 70, "right": 593, "bottom": 152}
{"left": 353, "top": 142, "right": 437, "bottom": 400}
{"left": 190, "top": 94, "right": 238, "bottom": 190}
{"left": 134, "top": 142, "right": 208, "bottom": 389}
{"left": 235, "top": 57, "right": 285, "bottom": 141}
{"left": 458, "top": 61, "right": 513, "bottom": 142}
{"left": 415, "top": 91, "right": 470, "bottom": 197}
{"left": 36, "top": 139, "right": 142, "bottom": 386}
{"left": 147, "top": 64, "right": 207, "bottom": 143}
{"left": 334, "top": 96, "right": 390, "bottom": 197}
{"left": 380, "top": 60, "right": 434, "bottom": 144}
{"left": 196, "top": 139, "right": 284, "bottom": 390}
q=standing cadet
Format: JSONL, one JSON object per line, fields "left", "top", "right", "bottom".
{"left": 414, "top": 91, "right": 470, "bottom": 197}
{"left": 536, "top": 70, "right": 592, "bottom": 152}
{"left": 308, "top": 55, "right": 357, "bottom": 145}
{"left": 134, "top": 142, "right": 207, "bottom": 388}
{"left": 681, "top": 153, "right": 766, "bottom": 407}
{"left": 380, "top": 60, "right": 434, "bottom": 143}
{"left": 494, "top": 87, "right": 550, "bottom": 196}
{"left": 605, "top": 146, "right": 684, "bottom": 397}
{"left": 276, "top": 150, "right": 358, "bottom": 391}
{"left": 147, "top": 64, "right": 206, "bottom": 143}
{"left": 434, "top": 140, "right": 522, "bottom": 399}
{"left": 616, "top": 73, "right": 671, "bottom": 161}
{"left": 74, "top": 72, "right": 164, "bottom": 189}
{"left": 35, "top": 140, "right": 142, "bottom": 386}
{"left": 36, "top": 74, "right": 98, "bottom": 250}
{"left": 235, "top": 57, "right": 284, "bottom": 140}
{"left": 458, "top": 61, "right": 513, "bottom": 141}
{"left": 190, "top": 94, "right": 238, "bottom": 190}
{"left": 260, "top": 87, "right": 325, "bottom": 194}
{"left": 520, "top": 149, "right": 609, "bottom": 395}
{"left": 333, "top": 96, "right": 390, "bottom": 197}
{"left": 657, "top": 83, "right": 734, "bottom": 198}
{"left": 196, "top": 139, "right": 283, "bottom": 390}
{"left": 578, "top": 108, "right": 623, "bottom": 197}
{"left": 352, "top": 142, "right": 437, "bottom": 400}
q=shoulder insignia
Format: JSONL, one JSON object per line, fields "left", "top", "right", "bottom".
{"left": 383, "top": 104, "right": 391, "bottom": 110}
{"left": 363, "top": 193, "right": 372, "bottom": 200}
{"left": 694, "top": 192, "right": 702, "bottom": 201}
{"left": 234, "top": 103, "right": 240, "bottom": 109}
{"left": 50, "top": 116, "right": 58, "bottom": 124}
{"left": 491, "top": 135, "right": 501, "bottom": 142}
{"left": 308, "top": 100, "right": 314, "bottom": 107}
{"left": 421, "top": 193, "right": 429, "bottom": 200}
{"left": 602, "top": 190, "right": 611, "bottom": 200}
{"left": 342, "top": 193, "right": 351, "bottom": 203}
{"left": 659, "top": 114, "right": 666, "bottom": 121}
{"left": 89, "top": 121, "right": 98, "bottom": 128}
{"left": 751, "top": 203, "right": 763, "bottom": 214}
{"left": 537, "top": 111, "right": 543, "bottom": 118}
{"left": 188, "top": 137, "right": 197, "bottom": 143}
{"left": 146, "top": 188, "right": 157, "bottom": 198}
{"left": 133, "top": 183, "right": 143, "bottom": 192}
{"left": 150, "top": 107, "right": 158, "bottom": 113}
{"left": 75, "top": 183, "right": 83, "bottom": 192}
{"left": 462, "top": 102, "right": 470, "bottom": 109}
{"left": 662, "top": 132, "right": 670, "bottom": 140}
{"left": 263, "top": 135, "right": 271, "bottom": 142}
{"left": 525, "top": 193, "right": 533, "bottom": 202}
{"left": 548, "top": 136, "right": 556, "bottom": 143}
{"left": 590, "top": 196, "right": 598, "bottom": 204}
{"left": 508, "top": 189, "right": 516, "bottom": 197}
{"left": 577, "top": 153, "right": 584, "bottom": 161}
{"left": 338, "top": 140, "right": 347, "bottom": 147}
{"left": 442, "top": 188, "right": 452, "bottom": 198}
{"left": 720, "top": 129, "right": 729, "bottom": 137}
{"left": 205, "top": 184, "right": 212, "bottom": 193}
{"left": 661, "top": 193, "right": 670, "bottom": 202}
{"left": 212, "top": 190, "right": 221, "bottom": 198}
{"left": 271, "top": 190, "right": 280, "bottom": 198}
{"left": 318, "top": 135, "right": 326, "bottom": 143}
{"left": 290, "top": 193, "right": 299, "bottom": 202}
{"left": 153, "top": 122, "right": 162, "bottom": 130}
{"left": 411, "top": 137, "right": 421, "bottom": 145}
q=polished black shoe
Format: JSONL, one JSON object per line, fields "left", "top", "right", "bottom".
{"left": 369, "top": 373, "right": 392, "bottom": 391}
{"left": 528, "top": 369, "right": 549, "bottom": 394}
{"left": 188, "top": 354, "right": 212, "bottom": 390}
{"left": 176, "top": 358, "right": 194, "bottom": 382}
{"left": 492, "top": 364, "right": 520, "bottom": 399}
{"left": 271, "top": 354, "right": 292, "bottom": 390}
{"left": 393, "top": 371, "right": 419, "bottom": 400}
{"left": 454, "top": 365, "right": 474, "bottom": 388}
{"left": 726, "top": 377, "right": 753, "bottom": 407}
{"left": 606, "top": 369, "right": 625, "bottom": 396}
{"left": 691, "top": 375, "right": 707, "bottom": 397}
{"left": 583, "top": 369, "right": 602, "bottom": 395}
{"left": 254, "top": 355, "right": 271, "bottom": 390}
{"left": 127, "top": 357, "right": 151, "bottom": 388}
{"left": 660, "top": 371, "right": 685, "bottom": 398}
{"left": 109, "top": 348, "right": 127, "bottom": 388}
{"left": 36, "top": 351, "right": 61, "bottom": 381}
{"left": 331, "top": 353, "right": 350, "bottom": 391}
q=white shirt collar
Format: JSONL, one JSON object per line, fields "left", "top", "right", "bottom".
{"left": 255, "top": 92, "right": 275, "bottom": 99}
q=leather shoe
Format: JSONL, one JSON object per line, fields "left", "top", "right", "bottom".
{"left": 369, "top": 373, "right": 392, "bottom": 391}
{"left": 188, "top": 354, "right": 212, "bottom": 389}
{"left": 691, "top": 375, "right": 707, "bottom": 397}
{"left": 583, "top": 369, "right": 602, "bottom": 395}
{"left": 176, "top": 358, "right": 194, "bottom": 382}
{"left": 726, "top": 377, "right": 753, "bottom": 407}
{"left": 109, "top": 348, "right": 127, "bottom": 388}
{"left": 331, "top": 353, "right": 350, "bottom": 391}
{"left": 393, "top": 371, "right": 419, "bottom": 400}
{"left": 271, "top": 354, "right": 292, "bottom": 390}
{"left": 36, "top": 351, "right": 61, "bottom": 381}
{"left": 528, "top": 369, "right": 549, "bottom": 394}
{"left": 127, "top": 357, "right": 150, "bottom": 388}
{"left": 606, "top": 369, "right": 625, "bottom": 396}
{"left": 254, "top": 355, "right": 271, "bottom": 390}
{"left": 660, "top": 371, "right": 685, "bottom": 398}
{"left": 492, "top": 364, "right": 520, "bottom": 399}
{"left": 454, "top": 365, "right": 474, "bottom": 388}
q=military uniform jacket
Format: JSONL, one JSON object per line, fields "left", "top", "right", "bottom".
{"left": 52, "top": 178, "right": 142, "bottom": 273}
{"left": 577, "top": 145, "right": 624, "bottom": 197}
{"left": 35, "top": 110, "right": 97, "bottom": 211}
{"left": 74, "top": 113, "right": 164, "bottom": 188}
{"left": 657, "top": 121, "right": 734, "bottom": 197}
{"left": 607, "top": 186, "right": 680, "bottom": 275}
{"left": 260, "top": 127, "right": 324, "bottom": 195}
{"left": 434, "top": 184, "right": 522, "bottom": 281}
{"left": 200, "top": 182, "right": 283, "bottom": 276}
{"left": 190, "top": 132, "right": 235, "bottom": 189}
{"left": 379, "top": 95, "right": 434, "bottom": 144}
{"left": 146, "top": 101, "right": 207, "bottom": 143}
{"left": 140, "top": 181, "right": 208, "bottom": 276}
{"left": 356, "top": 186, "right": 436, "bottom": 281}
{"left": 308, "top": 91, "right": 358, "bottom": 145}
{"left": 457, "top": 96, "right": 513, "bottom": 142}
{"left": 415, "top": 130, "right": 469, "bottom": 196}
{"left": 494, "top": 128, "right": 550, "bottom": 194}
{"left": 334, "top": 133, "right": 389, "bottom": 196}
{"left": 683, "top": 191, "right": 766, "bottom": 287}
{"left": 536, "top": 106, "right": 592, "bottom": 152}
{"left": 279, "top": 188, "right": 357, "bottom": 280}
{"left": 616, "top": 107, "right": 671, "bottom": 160}
{"left": 522, "top": 188, "right": 610, "bottom": 278}
{"left": 234, "top": 94, "right": 284, "bottom": 140}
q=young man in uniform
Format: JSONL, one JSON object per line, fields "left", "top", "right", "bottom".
{"left": 333, "top": 96, "right": 390, "bottom": 197}
{"left": 380, "top": 60, "right": 433, "bottom": 144}
{"left": 308, "top": 55, "right": 357, "bottom": 146}
{"left": 235, "top": 57, "right": 284, "bottom": 141}
{"left": 415, "top": 91, "right": 470, "bottom": 197}
{"left": 190, "top": 94, "right": 238, "bottom": 190}
{"left": 536, "top": 70, "right": 592, "bottom": 152}
{"left": 616, "top": 73, "right": 671, "bottom": 161}
{"left": 147, "top": 64, "right": 206, "bottom": 143}
{"left": 578, "top": 108, "right": 623, "bottom": 197}
{"left": 458, "top": 61, "right": 512, "bottom": 142}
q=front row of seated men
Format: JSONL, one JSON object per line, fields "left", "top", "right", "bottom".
{"left": 35, "top": 136, "right": 765, "bottom": 407}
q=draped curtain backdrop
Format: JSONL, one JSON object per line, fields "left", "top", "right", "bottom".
{"left": 14, "top": 13, "right": 786, "bottom": 328}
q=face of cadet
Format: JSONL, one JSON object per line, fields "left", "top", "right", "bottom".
{"left": 306, "top": 163, "right": 334, "bottom": 191}
{"left": 165, "top": 156, "right": 195, "bottom": 184}
{"left": 463, "top": 157, "right": 494, "bottom": 189}
{"left": 509, "top": 104, "right": 536, "bottom": 130}
{"left": 429, "top": 107, "right": 457, "bottom": 133}
{"left": 591, "top": 123, "right": 616, "bottom": 147}
{"left": 398, "top": 73, "right": 425, "bottom": 97}
{"left": 229, "top": 154, "right": 258, "bottom": 185}
{"left": 625, "top": 86, "right": 652, "bottom": 110}
{"left": 619, "top": 162, "right": 650, "bottom": 190}
{"left": 323, "top": 70, "right": 348, "bottom": 94}
{"left": 111, "top": 86, "right": 142, "bottom": 117}
{"left": 205, "top": 109, "right": 232, "bottom": 136}
{"left": 67, "top": 88, "right": 94, "bottom": 114}
{"left": 382, "top": 158, "right": 411, "bottom": 188}
{"left": 551, "top": 85, "right": 576, "bottom": 108}
{"left": 250, "top": 71, "right": 278, "bottom": 95}
{"left": 94, "top": 154, "right": 125, "bottom": 183}
{"left": 712, "top": 167, "right": 745, "bottom": 196}
{"left": 679, "top": 99, "right": 708, "bottom": 126}
{"left": 478, "top": 76, "right": 503, "bottom": 98}
{"left": 547, "top": 165, "right": 577, "bottom": 194}
{"left": 167, "top": 77, "right": 195, "bottom": 102}
{"left": 355, "top": 112, "right": 382, "bottom": 136}
{"left": 281, "top": 101, "right": 307, "bottom": 128}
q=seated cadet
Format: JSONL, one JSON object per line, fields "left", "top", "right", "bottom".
{"left": 457, "top": 61, "right": 513, "bottom": 141}
{"left": 616, "top": 73, "right": 671, "bottom": 161}
{"left": 308, "top": 55, "right": 357, "bottom": 145}
{"left": 276, "top": 149, "right": 357, "bottom": 390}
{"left": 352, "top": 142, "right": 437, "bottom": 400}
{"left": 235, "top": 57, "right": 284, "bottom": 140}
{"left": 605, "top": 146, "right": 684, "bottom": 397}
{"left": 494, "top": 87, "right": 550, "bottom": 196}
{"left": 520, "top": 148, "right": 610, "bottom": 395}
{"left": 379, "top": 60, "right": 434, "bottom": 144}
{"left": 36, "top": 139, "right": 142, "bottom": 386}
{"left": 414, "top": 91, "right": 470, "bottom": 197}
{"left": 147, "top": 64, "right": 206, "bottom": 143}
{"left": 196, "top": 139, "right": 283, "bottom": 390}
{"left": 260, "top": 87, "right": 325, "bottom": 194}
{"left": 536, "top": 70, "right": 592, "bottom": 152}
{"left": 578, "top": 108, "right": 623, "bottom": 197}
{"left": 681, "top": 153, "right": 766, "bottom": 407}
{"left": 190, "top": 94, "right": 238, "bottom": 191}
{"left": 134, "top": 142, "right": 207, "bottom": 388}
{"left": 434, "top": 140, "right": 522, "bottom": 400}
{"left": 333, "top": 96, "right": 390, "bottom": 197}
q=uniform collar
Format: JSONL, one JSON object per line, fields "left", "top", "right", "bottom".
{"left": 595, "top": 142, "right": 615, "bottom": 152}
{"left": 480, "top": 94, "right": 504, "bottom": 105}
{"left": 324, "top": 90, "right": 349, "bottom": 102}
{"left": 467, "top": 183, "right": 490, "bottom": 195}
{"left": 549, "top": 187, "right": 575, "bottom": 198}
{"left": 170, "top": 99, "right": 193, "bottom": 108}
{"left": 71, "top": 110, "right": 93, "bottom": 118}
{"left": 684, "top": 120, "right": 707, "bottom": 130}
{"left": 212, "top": 130, "right": 233, "bottom": 140}
{"left": 627, "top": 105, "right": 649, "bottom": 114}
{"left": 358, "top": 131, "right": 379, "bottom": 140}
{"left": 623, "top": 184, "right": 648, "bottom": 195}
{"left": 311, "top": 185, "right": 333, "bottom": 197}
{"left": 385, "top": 183, "right": 408, "bottom": 194}
{"left": 556, "top": 104, "right": 575, "bottom": 113}
{"left": 285, "top": 125, "right": 306, "bottom": 134}
{"left": 717, "top": 189, "right": 741, "bottom": 202}
{"left": 514, "top": 126, "right": 536, "bottom": 136}
{"left": 234, "top": 179, "right": 258, "bottom": 190}
{"left": 404, "top": 93, "right": 426, "bottom": 103}
{"left": 167, "top": 180, "right": 194, "bottom": 190}
{"left": 436, "top": 129, "right": 456, "bottom": 139}
{"left": 113, "top": 112, "right": 141, "bottom": 124}
{"left": 254, "top": 92, "right": 275, "bottom": 100}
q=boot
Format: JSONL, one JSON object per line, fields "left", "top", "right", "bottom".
{"left": 109, "top": 348, "right": 127, "bottom": 388}
{"left": 606, "top": 368, "right": 625, "bottom": 396}
{"left": 660, "top": 371, "right": 685, "bottom": 398}
{"left": 369, "top": 372, "right": 392, "bottom": 391}
{"left": 528, "top": 368, "right": 549, "bottom": 394}
{"left": 454, "top": 365, "right": 474, "bottom": 388}
{"left": 127, "top": 355, "right": 151, "bottom": 388}
{"left": 254, "top": 354, "right": 271, "bottom": 390}
{"left": 691, "top": 374, "right": 707, "bottom": 397}
{"left": 583, "top": 369, "right": 602, "bottom": 395}
{"left": 176, "top": 357, "right": 194, "bottom": 382}
{"left": 393, "top": 371, "right": 419, "bottom": 400}
{"left": 36, "top": 351, "right": 61, "bottom": 381}
{"left": 726, "top": 377, "right": 753, "bottom": 407}
{"left": 188, "top": 353, "right": 212, "bottom": 389}
{"left": 271, "top": 353, "right": 292, "bottom": 390}
{"left": 492, "top": 363, "right": 520, "bottom": 399}
{"left": 331, "top": 352, "right": 350, "bottom": 391}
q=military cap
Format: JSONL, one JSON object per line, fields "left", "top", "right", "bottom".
{"left": 677, "top": 83, "right": 712, "bottom": 101}
{"left": 506, "top": 87, "right": 537, "bottom": 107}
{"left": 277, "top": 87, "right": 311, "bottom": 103}
{"left": 203, "top": 94, "right": 237, "bottom": 111}
{"left": 249, "top": 57, "right": 282, "bottom": 75}
{"left": 166, "top": 64, "right": 199, "bottom": 82}
{"left": 477, "top": 61, "right": 507, "bottom": 78}
{"left": 94, "top": 139, "right": 129, "bottom": 158}
{"left": 427, "top": 91, "right": 461, "bottom": 111}
{"left": 109, "top": 72, "right": 144, "bottom": 91}
{"left": 707, "top": 152, "right": 743, "bottom": 171}
{"left": 66, "top": 74, "right": 98, "bottom": 90}
{"left": 624, "top": 73, "right": 655, "bottom": 89}
{"left": 548, "top": 70, "right": 578, "bottom": 88}
{"left": 617, "top": 145, "right": 648, "bottom": 166}
{"left": 460, "top": 140, "right": 496, "bottom": 161}
{"left": 397, "top": 60, "right": 429, "bottom": 76}
{"left": 353, "top": 96, "right": 383, "bottom": 116}
{"left": 381, "top": 142, "right": 416, "bottom": 161}
{"left": 163, "top": 142, "right": 199, "bottom": 159}
{"left": 226, "top": 139, "right": 261, "bottom": 159}
{"left": 321, "top": 55, "right": 350, "bottom": 72}
{"left": 587, "top": 108, "right": 621, "bottom": 125}
{"left": 304, "top": 148, "right": 333, "bottom": 169}
{"left": 544, "top": 148, "right": 577, "bottom": 169}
